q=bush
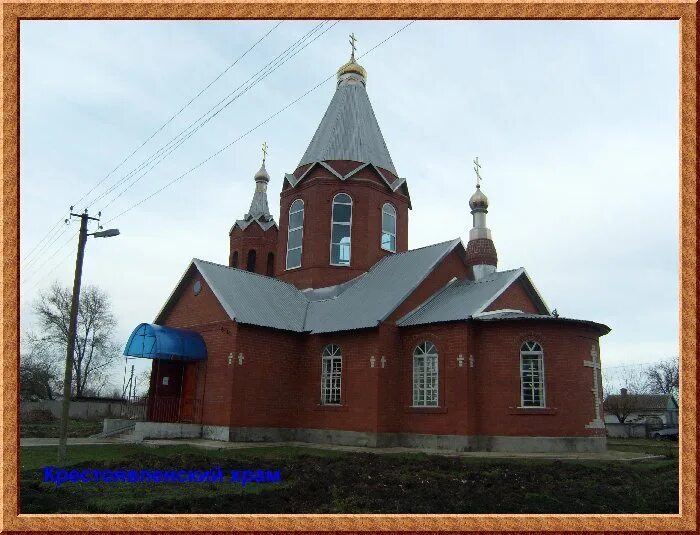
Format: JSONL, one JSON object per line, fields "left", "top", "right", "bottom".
{"left": 22, "top": 409, "right": 56, "bottom": 423}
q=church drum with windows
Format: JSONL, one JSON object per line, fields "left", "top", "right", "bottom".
{"left": 123, "top": 49, "right": 610, "bottom": 452}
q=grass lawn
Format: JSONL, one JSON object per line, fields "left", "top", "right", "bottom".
{"left": 20, "top": 419, "right": 103, "bottom": 438}
{"left": 20, "top": 443, "right": 678, "bottom": 514}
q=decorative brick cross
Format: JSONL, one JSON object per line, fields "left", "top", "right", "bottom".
{"left": 584, "top": 345, "right": 605, "bottom": 429}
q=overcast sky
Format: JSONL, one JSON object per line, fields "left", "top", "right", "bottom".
{"left": 19, "top": 20, "right": 679, "bottom": 390}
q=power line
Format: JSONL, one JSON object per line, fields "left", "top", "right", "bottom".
{"left": 21, "top": 21, "right": 330, "bottom": 294}
{"left": 104, "top": 21, "right": 415, "bottom": 225}
{"left": 93, "top": 21, "right": 335, "bottom": 215}
{"left": 21, "top": 21, "right": 416, "bottom": 294}
{"left": 21, "top": 21, "right": 282, "bottom": 269}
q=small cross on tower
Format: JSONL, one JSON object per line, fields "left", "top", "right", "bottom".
{"left": 261, "top": 141, "right": 268, "bottom": 165}
{"left": 349, "top": 32, "right": 358, "bottom": 61}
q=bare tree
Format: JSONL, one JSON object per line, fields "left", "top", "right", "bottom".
{"left": 30, "top": 282, "right": 121, "bottom": 398}
{"left": 20, "top": 335, "right": 60, "bottom": 400}
{"left": 644, "top": 358, "right": 679, "bottom": 397}
{"left": 602, "top": 366, "right": 648, "bottom": 424}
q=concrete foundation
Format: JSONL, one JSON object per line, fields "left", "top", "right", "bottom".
{"left": 130, "top": 422, "right": 606, "bottom": 453}
{"left": 133, "top": 421, "right": 202, "bottom": 442}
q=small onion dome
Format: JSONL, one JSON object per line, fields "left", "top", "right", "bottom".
{"left": 254, "top": 163, "right": 270, "bottom": 183}
{"left": 337, "top": 58, "right": 367, "bottom": 80}
{"left": 469, "top": 185, "right": 489, "bottom": 210}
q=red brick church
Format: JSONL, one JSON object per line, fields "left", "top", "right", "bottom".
{"left": 124, "top": 47, "right": 610, "bottom": 452}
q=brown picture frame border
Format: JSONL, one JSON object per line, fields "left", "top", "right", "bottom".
{"left": 2, "top": 1, "right": 696, "bottom": 531}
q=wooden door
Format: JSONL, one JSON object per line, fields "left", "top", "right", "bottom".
{"left": 179, "top": 363, "right": 197, "bottom": 422}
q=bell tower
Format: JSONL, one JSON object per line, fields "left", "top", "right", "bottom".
{"left": 465, "top": 157, "right": 498, "bottom": 280}
{"left": 229, "top": 143, "right": 279, "bottom": 277}
{"left": 275, "top": 35, "right": 412, "bottom": 289}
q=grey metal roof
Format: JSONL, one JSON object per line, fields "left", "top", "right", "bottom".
{"left": 156, "top": 239, "right": 463, "bottom": 334}
{"left": 396, "top": 269, "right": 533, "bottom": 327}
{"left": 473, "top": 311, "right": 611, "bottom": 335}
{"left": 190, "top": 259, "right": 308, "bottom": 331}
{"left": 305, "top": 239, "right": 462, "bottom": 333}
{"left": 298, "top": 77, "right": 397, "bottom": 175}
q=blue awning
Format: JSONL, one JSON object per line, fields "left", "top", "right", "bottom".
{"left": 124, "top": 323, "right": 207, "bottom": 361}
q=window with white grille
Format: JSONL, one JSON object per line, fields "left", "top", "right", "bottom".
{"left": 321, "top": 344, "right": 342, "bottom": 405}
{"left": 286, "top": 199, "right": 304, "bottom": 270}
{"left": 413, "top": 341, "right": 438, "bottom": 407}
{"left": 520, "top": 341, "right": 545, "bottom": 407}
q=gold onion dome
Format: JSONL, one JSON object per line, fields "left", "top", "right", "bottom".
{"left": 254, "top": 162, "right": 270, "bottom": 183}
{"left": 337, "top": 58, "right": 367, "bottom": 79}
{"left": 469, "top": 185, "right": 489, "bottom": 210}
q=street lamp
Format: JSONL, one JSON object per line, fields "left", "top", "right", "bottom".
{"left": 57, "top": 209, "right": 119, "bottom": 465}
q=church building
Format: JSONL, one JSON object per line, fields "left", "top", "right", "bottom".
{"left": 124, "top": 44, "right": 610, "bottom": 453}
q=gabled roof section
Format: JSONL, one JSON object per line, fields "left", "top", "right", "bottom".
{"left": 603, "top": 393, "right": 677, "bottom": 411}
{"left": 230, "top": 216, "right": 277, "bottom": 233}
{"left": 396, "top": 268, "right": 550, "bottom": 327}
{"left": 284, "top": 161, "right": 411, "bottom": 207}
{"left": 155, "top": 260, "right": 308, "bottom": 332}
{"left": 305, "top": 239, "right": 463, "bottom": 333}
{"left": 299, "top": 77, "right": 397, "bottom": 175}
{"left": 153, "top": 239, "right": 464, "bottom": 334}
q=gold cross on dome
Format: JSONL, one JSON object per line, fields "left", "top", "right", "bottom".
{"left": 349, "top": 33, "right": 358, "bottom": 60}
{"left": 261, "top": 141, "right": 268, "bottom": 164}
{"left": 473, "top": 156, "right": 482, "bottom": 187}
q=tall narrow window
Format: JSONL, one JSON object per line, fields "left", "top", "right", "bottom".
{"left": 330, "top": 193, "right": 352, "bottom": 266}
{"left": 286, "top": 199, "right": 304, "bottom": 270}
{"left": 246, "top": 249, "right": 256, "bottom": 272}
{"left": 381, "top": 203, "right": 397, "bottom": 252}
{"left": 266, "top": 252, "right": 275, "bottom": 276}
{"left": 231, "top": 251, "right": 239, "bottom": 268}
{"left": 321, "top": 344, "right": 342, "bottom": 405}
{"left": 413, "top": 341, "right": 438, "bottom": 407}
{"left": 520, "top": 341, "right": 545, "bottom": 407}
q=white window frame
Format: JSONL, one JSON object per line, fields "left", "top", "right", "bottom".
{"left": 412, "top": 341, "right": 439, "bottom": 407}
{"left": 381, "top": 203, "right": 397, "bottom": 253}
{"left": 286, "top": 199, "right": 304, "bottom": 270}
{"left": 330, "top": 193, "right": 352, "bottom": 266}
{"left": 520, "top": 341, "right": 546, "bottom": 408}
{"left": 321, "top": 344, "right": 342, "bottom": 405}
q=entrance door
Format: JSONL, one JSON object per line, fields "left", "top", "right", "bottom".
{"left": 179, "top": 363, "right": 198, "bottom": 422}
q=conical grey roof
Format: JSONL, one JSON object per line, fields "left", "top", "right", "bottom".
{"left": 298, "top": 74, "right": 397, "bottom": 176}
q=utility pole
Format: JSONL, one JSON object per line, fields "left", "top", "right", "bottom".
{"left": 57, "top": 209, "right": 120, "bottom": 465}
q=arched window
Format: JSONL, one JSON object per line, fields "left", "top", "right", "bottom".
{"left": 413, "top": 341, "right": 438, "bottom": 407}
{"left": 286, "top": 199, "right": 304, "bottom": 270}
{"left": 266, "top": 252, "right": 275, "bottom": 276}
{"left": 321, "top": 344, "right": 342, "bottom": 405}
{"left": 381, "top": 203, "right": 397, "bottom": 252}
{"left": 520, "top": 341, "right": 545, "bottom": 407}
{"left": 247, "top": 249, "right": 256, "bottom": 272}
{"left": 231, "top": 251, "right": 239, "bottom": 269}
{"left": 330, "top": 193, "right": 352, "bottom": 266}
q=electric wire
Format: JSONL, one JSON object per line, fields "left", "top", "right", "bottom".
{"left": 21, "top": 21, "right": 282, "bottom": 268}
{"left": 21, "top": 21, "right": 331, "bottom": 290}
{"left": 104, "top": 21, "right": 415, "bottom": 225}
{"left": 93, "top": 21, "right": 334, "bottom": 214}
{"left": 22, "top": 21, "right": 416, "bottom": 293}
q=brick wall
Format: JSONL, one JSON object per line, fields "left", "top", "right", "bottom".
{"left": 486, "top": 279, "right": 541, "bottom": 314}
{"left": 472, "top": 321, "right": 605, "bottom": 437}
{"left": 152, "top": 262, "right": 605, "bottom": 440}
{"left": 229, "top": 224, "right": 279, "bottom": 276}
{"left": 157, "top": 269, "right": 237, "bottom": 427}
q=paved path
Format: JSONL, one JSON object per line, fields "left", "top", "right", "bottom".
{"left": 20, "top": 437, "right": 664, "bottom": 462}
